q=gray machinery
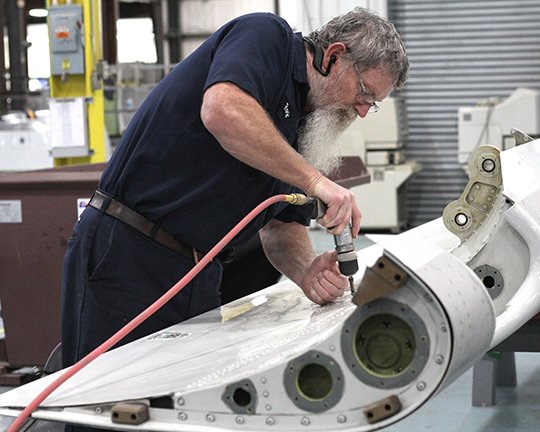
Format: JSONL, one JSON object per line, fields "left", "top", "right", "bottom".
{"left": 458, "top": 87, "right": 540, "bottom": 165}
{"left": 339, "top": 96, "right": 421, "bottom": 232}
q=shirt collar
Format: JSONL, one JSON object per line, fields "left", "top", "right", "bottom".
{"left": 293, "top": 32, "right": 308, "bottom": 85}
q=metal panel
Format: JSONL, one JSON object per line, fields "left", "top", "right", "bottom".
{"left": 391, "top": 0, "right": 540, "bottom": 226}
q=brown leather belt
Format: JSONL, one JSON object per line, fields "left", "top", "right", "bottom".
{"left": 88, "top": 190, "right": 204, "bottom": 263}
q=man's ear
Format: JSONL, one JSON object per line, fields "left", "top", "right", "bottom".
{"left": 321, "top": 42, "right": 347, "bottom": 76}
{"left": 305, "top": 40, "right": 344, "bottom": 76}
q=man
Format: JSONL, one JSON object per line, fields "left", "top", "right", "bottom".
{"left": 61, "top": 7, "right": 408, "bottom": 373}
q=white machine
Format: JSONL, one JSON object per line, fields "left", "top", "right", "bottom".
{"left": 0, "top": 112, "right": 54, "bottom": 172}
{"left": 458, "top": 87, "right": 540, "bottom": 165}
{"left": 339, "top": 96, "right": 420, "bottom": 231}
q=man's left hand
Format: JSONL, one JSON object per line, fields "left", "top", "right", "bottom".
{"left": 299, "top": 250, "right": 349, "bottom": 305}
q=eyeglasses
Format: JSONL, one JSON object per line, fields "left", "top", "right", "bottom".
{"left": 352, "top": 62, "right": 380, "bottom": 113}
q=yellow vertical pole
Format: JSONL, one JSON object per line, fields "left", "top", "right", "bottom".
{"left": 48, "top": 0, "right": 106, "bottom": 166}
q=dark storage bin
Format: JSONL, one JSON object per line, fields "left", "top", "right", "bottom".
{"left": 0, "top": 164, "right": 104, "bottom": 367}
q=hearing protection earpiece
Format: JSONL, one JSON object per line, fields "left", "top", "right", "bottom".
{"left": 304, "top": 37, "right": 336, "bottom": 77}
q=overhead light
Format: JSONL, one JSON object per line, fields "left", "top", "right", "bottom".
{"left": 29, "top": 8, "right": 48, "bottom": 18}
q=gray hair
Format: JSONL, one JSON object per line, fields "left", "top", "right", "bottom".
{"left": 306, "top": 7, "right": 409, "bottom": 89}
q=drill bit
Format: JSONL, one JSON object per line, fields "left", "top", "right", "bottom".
{"left": 348, "top": 276, "right": 355, "bottom": 295}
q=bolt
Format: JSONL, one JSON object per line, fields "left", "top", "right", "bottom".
{"left": 337, "top": 414, "right": 347, "bottom": 423}
{"left": 435, "top": 354, "right": 444, "bottom": 364}
{"left": 301, "top": 417, "right": 310, "bottom": 426}
{"left": 206, "top": 414, "right": 215, "bottom": 422}
{"left": 178, "top": 412, "right": 187, "bottom": 421}
{"left": 416, "top": 381, "right": 426, "bottom": 391}
{"left": 236, "top": 416, "right": 245, "bottom": 424}
{"left": 266, "top": 417, "right": 275, "bottom": 426}
{"left": 177, "top": 397, "right": 185, "bottom": 406}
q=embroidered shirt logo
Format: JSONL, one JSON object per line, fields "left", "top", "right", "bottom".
{"left": 283, "top": 102, "right": 290, "bottom": 118}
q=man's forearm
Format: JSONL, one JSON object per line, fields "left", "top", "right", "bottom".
{"left": 201, "top": 82, "right": 323, "bottom": 194}
{"left": 259, "top": 220, "right": 315, "bottom": 287}
{"left": 202, "top": 82, "right": 362, "bottom": 236}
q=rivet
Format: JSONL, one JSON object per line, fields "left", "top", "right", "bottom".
{"left": 337, "top": 414, "right": 347, "bottom": 423}
{"left": 236, "top": 416, "right": 245, "bottom": 424}
{"left": 266, "top": 416, "right": 275, "bottom": 426}
{"left": 301, "top": 417, "right": 310, "bottom": 426}
{"left": 178, "top": 412, "right": 188, "bottom": 421}
{"left": 177, "top": 397, "right": 185, "bottom": 406}
{"left": 435, "top": 354, "right": 444, "bottom": 364}
{"left": 416, "top": 381, "right": 426, "bottom": 391}
{"left": 263, "top": 391, "right": 269, "bottom": 398}
{"left": 206, "top": 414, "right": 215, "bottom": 422}
{"left": 261, "top": 377, "right": 267, "bottom": 384}
{"left": 265, "top": 404, "right": 272, "bottom": 411}
{"left": 329, "top": 345, "right": 335, "bottom": 352}
{"left": 94, "top": 406, "right": 103, "bottom": 414}
{"left": 440, "top": 325, "right": 447, "bottom": 333}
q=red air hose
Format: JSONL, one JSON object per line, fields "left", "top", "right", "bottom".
{"left": 9, "top": 193, "right": 307, "bottom": 432}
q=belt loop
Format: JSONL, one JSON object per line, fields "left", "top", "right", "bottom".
{"left": 193, "top": 249, "right": 201, "bottom": 264}
{"left": 149, "top": 224, "right": 159, "bottom": 240}
{"left": 99, "top": 196, "right": 112, "bottom": 215}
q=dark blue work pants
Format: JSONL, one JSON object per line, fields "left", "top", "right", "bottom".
{"left": 61, "top": 205, "right": 222, "bottom": 369}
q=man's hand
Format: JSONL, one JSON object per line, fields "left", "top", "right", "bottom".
{"left": 299, "top": 250, "right": 349, "bottom": 305}
{"left": 306, "top": 176, "right": 362, "bottom": 238}
{"left": 260, "top": 220, "right": 348, "bottom": 305}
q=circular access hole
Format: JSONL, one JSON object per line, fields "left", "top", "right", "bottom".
{"left": 355, "top": 314, "right": 416, "bottom": 377}
{"left": 482, "top": 158, "right": 496, "bottom": 172}
{"left": 454, "top": 212, "right": 469, "bottom": 227}
{"left": 483, "top": 275, "right": 495, "bottom": 289}
{"left": 232, "top": 387, "right": 252, "bottom": 407}
{"left": 297, "top": 363, "right": 333, "bottom": 401}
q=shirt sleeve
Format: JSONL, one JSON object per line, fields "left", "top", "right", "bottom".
{"left": 204, "top": 13, "right": 293, "bottom": 109}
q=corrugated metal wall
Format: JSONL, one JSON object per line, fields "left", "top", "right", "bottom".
{"left": 390, "top": 0, "right": 540, "bottom": 226}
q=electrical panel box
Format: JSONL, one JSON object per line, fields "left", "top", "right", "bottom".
{"left": 48, "top": 4, "right": 85, "bottom": 76}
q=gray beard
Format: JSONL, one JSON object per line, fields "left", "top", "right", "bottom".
{"left": 298, "top": 106, "right": 357, "bottom": 175}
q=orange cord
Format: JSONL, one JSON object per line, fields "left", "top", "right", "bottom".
{"left": 8, "top": 194, "right": 289, "bottom": 431}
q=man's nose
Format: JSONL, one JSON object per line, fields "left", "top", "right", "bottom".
{"left": 355, "top": 104, "right": 370, "bottom": 118}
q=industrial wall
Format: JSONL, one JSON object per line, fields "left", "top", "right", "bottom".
{"left": 177, "top": 0, "right": 388, "bottom": 56}
{"left": 391, "top": 0, "right": 540, "bottom": 226}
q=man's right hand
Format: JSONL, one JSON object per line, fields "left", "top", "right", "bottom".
{"left": 306, "top": 176, "right": 362, "bottom": 237}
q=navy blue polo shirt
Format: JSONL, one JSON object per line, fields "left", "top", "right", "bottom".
{"left": 99, "top": 13, "right": 311, "bottom": 252}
